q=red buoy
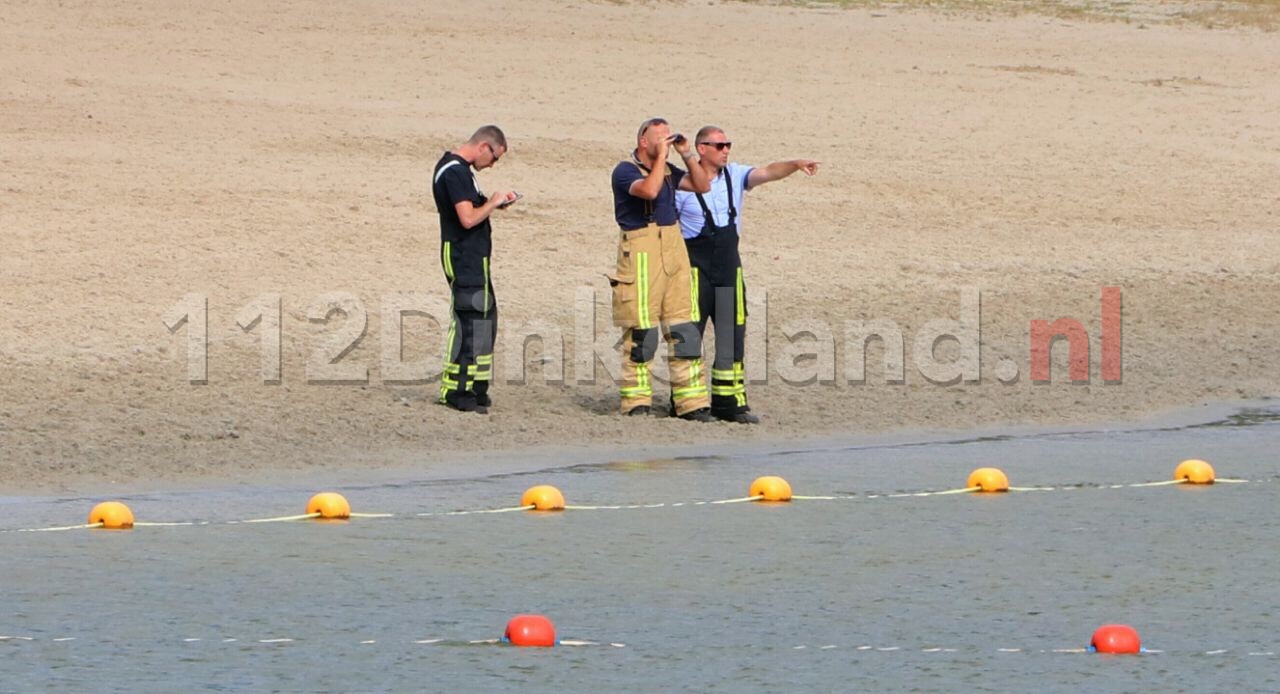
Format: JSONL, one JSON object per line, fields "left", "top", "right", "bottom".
{"left": 505, "top": 614, "right": 556, "bottom": 647}
{"left": 1091, "top": 624, "right": 1141, "bottom": 654}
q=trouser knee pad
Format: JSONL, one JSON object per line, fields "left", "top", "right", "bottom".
{"left": 630, "top": 327, "right": 660, "bottom": 364}
{"left": 667, "top": 321, "right": 704, "bottom": 360}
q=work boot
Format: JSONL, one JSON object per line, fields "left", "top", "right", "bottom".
{"left": 442, "top": 399, "right": 487, "bottom": 415}
{"left": 725, "top": 412, "right": 759, "bottom": 424}
{"left": 678, "top": 407, "right": 716, "bottom": 423}
{"left": 626, "top": 405, "right": 652, "bottom": 417}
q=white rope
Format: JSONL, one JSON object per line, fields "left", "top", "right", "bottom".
{"left": 564, "top": 503, "right": 667, "bottom": 511}
{"left": 423, "top": 505, "right": 535, "bottom": 517}
{"left": 9, "top": 522, "right": 103, "bottom": 533}
{"left": 233, "top": 512, "right": 321, "bottom": 524}
{"left": 710, "top": 495, "right": 764, "bottom": 504}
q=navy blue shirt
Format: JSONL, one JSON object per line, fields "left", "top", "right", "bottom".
{"left": 611, "top": 154, "right": 687, "bottom": 231}
{"left": 433, "top": 151, "right": 492, "bottom": 286}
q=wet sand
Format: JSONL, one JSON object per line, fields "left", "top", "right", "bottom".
{"left": 2, "top": 0, "right": 1278, "bottom": 494}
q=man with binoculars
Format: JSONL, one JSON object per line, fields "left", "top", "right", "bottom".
{"left": 608, "top": 118, "right": 715, "bottom": 421}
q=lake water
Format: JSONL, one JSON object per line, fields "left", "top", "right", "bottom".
{"left": 3, "top": 403, "right": 1278, "bottom": 692}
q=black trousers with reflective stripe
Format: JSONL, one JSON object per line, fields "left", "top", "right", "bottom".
{"left": 440, "top": 283, "right": 496, "bottom": 409}
{"left": 686, "top": 231, "right": 748, "bottom": 418}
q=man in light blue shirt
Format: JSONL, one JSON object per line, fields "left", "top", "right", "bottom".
{"left": 674, "top": 126, "right": 819, "bottom": 423}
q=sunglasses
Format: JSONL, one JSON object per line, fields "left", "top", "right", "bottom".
{"left": 698, "top": 141, "right": 733, "bottom": 151}
{"left": 486, "top": 143, "right": 502, "bottom": 162}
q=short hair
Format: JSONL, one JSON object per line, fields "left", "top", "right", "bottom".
{"left": 468, "top": 125, "right": 507, "bottom": 150}
{"left": 695, "top": 125, "right": 724, "bottom": 142}
{"left": 636, "top": 117, "right": 669, "bottom": 141}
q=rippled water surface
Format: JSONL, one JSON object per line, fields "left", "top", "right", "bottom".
{"left": 4, "top": 406, "right": 1279, "bottom": 692}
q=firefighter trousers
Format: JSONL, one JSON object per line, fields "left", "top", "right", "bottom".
{"left": 439, "top": 281, "right": 496, "bottom": 410}
{"left": 687, "top": 236, "right": 749, "bottom": 420}
{"left": 609, "top": 223, "right": 710, "bottom": 415}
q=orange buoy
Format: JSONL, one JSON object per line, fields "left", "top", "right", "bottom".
{"left": 967, "top": 467, "right": 1010, "bottom": 493}
{"left": 1174, "top": 459, "right": 1215, "bottom": 485}
{"left": 306, "top": 492, "right": 351, "bottom": 519}
{"left": 521, "top": 485, "right": 565, "bottom": 511}
{"left": 505, "top": 614, "right": 556, "bottom": 647}
{"left": 749, "top": 476, "right": 792, "bottom": 502}
{"left": 88, "top": 501, "right": 134, "bottom": 530}
{"left": 1091, "top": 624, "right": 1141, "bottom": 654}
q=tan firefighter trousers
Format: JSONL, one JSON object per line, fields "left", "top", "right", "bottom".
{"left": 609, "top": 223, "right": 710, "bottom": 415}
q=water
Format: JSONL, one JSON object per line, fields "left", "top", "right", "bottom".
{"left": 3, "top": 405, "right": 1279, "bottom": 692}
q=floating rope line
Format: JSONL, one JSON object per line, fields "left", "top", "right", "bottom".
{"left": 0, "top": 633, "right": 1272, "bottom": 654}
{"left": 0, "top": 468, "right": 1266, "bottom": 534}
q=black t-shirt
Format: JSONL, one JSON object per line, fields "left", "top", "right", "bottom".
{"left": 432, "top": 152, "right": 492, "bottom": 285}
{"left": 612, "top": 154, "right": 686, "bottom": 231}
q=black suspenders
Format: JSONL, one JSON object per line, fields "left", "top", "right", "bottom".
{"left": 694, "top": 169, "right": 736, "bottom": 236}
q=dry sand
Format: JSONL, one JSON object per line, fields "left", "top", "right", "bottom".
{"left": 2, "top": 0, "right": 1278, "bottom": 495}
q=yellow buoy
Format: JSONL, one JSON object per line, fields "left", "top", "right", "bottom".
{"left": 749, "top": 476, "right": 792, "bottom": 502}
{"left": 88, "top": 501, "right": 135, "bottom": 529}
{"left": 967, "top": 467, "right": 1010, "bottom": 492}
{"left": 1174, "top": 459, "right": 1215, "bottom": 485}
{"left": 521, "top": 485, "right": 565, "bottom": 511}
{"left": 306, "top": 492, "right": 351, "bottom": 519}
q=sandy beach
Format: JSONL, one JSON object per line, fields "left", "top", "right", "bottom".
{"left": 2, "top": 0, "right": 1278, "bottom": 495}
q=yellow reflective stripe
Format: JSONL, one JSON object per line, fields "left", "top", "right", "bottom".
{"left": 689, "top": 268, "right": 701, "bottom": 323}
{"left": 637, "top": 252, "right": 651, "bottom": 329}
{"left": 734, "top": 360, "right": 747, "bottom": 405}
{"left": 442, "top": 242, "right": 454, "bottom": 280}
{"left": 673, "top": 385, "right": 708, "bottom": 399}
{"left": 711, "top": 386, "right": 737, "bottom": 396}
{"left": 622, "top": 360, "right": 651, "bottom": 398}
{"left": 442, "top": 317, "right": 458, "bottom": 369}
{"left": 674, "top": 358, "right": 706, "bottom": 401}
{"left": 442, "top": 376, "right": 459, "bottom": 388}
{"left": 444, "top": 364, "right": 461, "bottom": 374}
{"left": 735, "top": 267, "right": 745, "bottom": 326}
{"left": 711, "top": 369, "right": 736, "bottom": 381}
{"left": 484, "top": 257, "right": 492, "bottom": 317}
{"left": 476, "top": 354, "right": 493, "bottom": 365}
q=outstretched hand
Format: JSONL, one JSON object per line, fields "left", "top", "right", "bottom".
{"left": 796, "top": 160, "right": 821, "bottom": 176}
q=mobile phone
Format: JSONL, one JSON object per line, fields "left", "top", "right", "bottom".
{"left": 497, "top": 192, "right": 522, "bottom": 209}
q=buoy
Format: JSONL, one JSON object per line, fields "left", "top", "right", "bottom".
{"left": 505, "top": 614, "right": 556, "bottom": 647}
{"left": 749, "top": 476, "right": 792, "bottom": 502}
{"left": 521, "top": 485, "right": 565, "bottom": 511}
{"left": 88, "top": 501, "right": 134, "bottom": 530}
{"left": 1091, "top": 624, "right": 1141, "bottom": 654}
{"left": 306, "top": 492, "right": 351, "bottom": 519}
{"left": 1174, "top": 459, "right": 1215, "bottom": 485}
{"left": 967, "top": 467, "right": 1010, "bottom": 492}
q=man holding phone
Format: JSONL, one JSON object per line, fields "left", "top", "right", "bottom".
{"left": 432, "top": 125, "right": 518, "bottom": 414}
{"left": 609, "top": 117, "right": 715, "bottom": 421}
{"left": 674, "top": 126, "right": 819, "bottom": 423}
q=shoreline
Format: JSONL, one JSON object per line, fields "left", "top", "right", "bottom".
{"left": 5, "top": 396, "right": 1271, "bottom": 501}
